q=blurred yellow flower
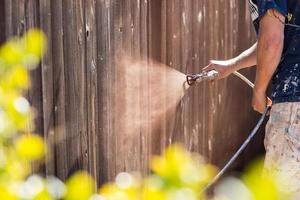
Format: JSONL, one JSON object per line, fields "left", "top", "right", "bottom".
{"left": 64, "top": 171, "right": 95, "bottom": 200}
{"left": 142, "top": 175, "right": 165, "bottom": 200}
{"left": 15, "top": 134, "right": 45, "bottom": 161}
{"left": 0, "top": 186, "right": 18, "bottom": 200}
{"left": 5, "top": 155, "right": 30, "bottom": 180}
{"left": 100, "top": 173, "right": 141, "bottom": 200}
{"left": 23, "top": 29, "right": 46, "bottom": 68}
{"left": 24, "top": 29, "right": 46, "bottom": 57}
{"left": 33, "top": 189, "right": 53, "bottom": 200}
{"left": 151, "top": 144, "right": 217, "bottom": 191}
{"left": 0, "top": 40, "right": 23, "bottom": 66}
{"left": 242, "top": 159, "right": 286, "bottom": 200}
{"left": 0, "top": 66, "right": 30, "bottom": 90}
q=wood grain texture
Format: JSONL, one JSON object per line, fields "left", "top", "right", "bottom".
{"left": 3, "top": 0, "right": 262, "bottom": 186}
{"left": 62, "top": 0, "right": 88, "bottom": 176}
{"left": 51, "top": 0, "right": 68, "bottom": 180}
{"left": 85, "top": 0, "right": 98, "bottom": 188}
{"left": 39, "top": 0, "right": 55, "bottom": 176}
{"left": 0, "top": 1, "right": 5, "bottom": 44}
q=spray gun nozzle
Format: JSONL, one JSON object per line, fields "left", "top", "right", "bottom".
{"left": 186, "top": 70, "right": 219, "bottom": 86}
{"left": 186, "top": 74, "right": 199, "bottom": 86}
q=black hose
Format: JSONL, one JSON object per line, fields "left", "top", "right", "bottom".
{"left": 202, "top": 106, "right": 271, "bottom": 192}
{"left": 201, "top": 71, "right": 272, "bottom": 192}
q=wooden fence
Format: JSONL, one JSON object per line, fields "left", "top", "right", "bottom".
{"left": 1, "top": 0, "right": 262, "bottom": 186}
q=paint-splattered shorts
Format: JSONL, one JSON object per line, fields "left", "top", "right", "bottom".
{"left": 264, "top": 102, "right": 300, "bottom": 193}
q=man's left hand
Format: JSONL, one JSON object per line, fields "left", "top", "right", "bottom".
{"left": 252, "top": 89, "right": 271, "bottom": 113}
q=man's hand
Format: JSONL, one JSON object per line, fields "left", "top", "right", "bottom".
{"left": 252, "top": 88, "right": 272, "bottom": 113}
{"left": 202, "top": 60, "right": 236, "bottom": 80}
{"left": 201, "top": 43, "right": 258, "bottom": 81}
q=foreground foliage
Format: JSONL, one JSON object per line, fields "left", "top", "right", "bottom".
{"left": 0, "top": 29, "right": 296, "bottom": 200}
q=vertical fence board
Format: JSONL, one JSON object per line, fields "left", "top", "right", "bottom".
{"left": 39, "top": 0, "right": 55, "bottom": 176}
{"left": 152, "top": 0, "right": 166, "bottom": 156}
{"left": 0, "top": 1, "right": 5, "bottom": 44}
{"left": 51, "top": 0, "right": 69, "bottom": 180}
{"left": 24, "top": 0, "right": 46, "bottom": 173}
{"left": 109, "top": 0, "right": 121, "bottom": 180}
{"left": 96, "top": 0, "right": 111, "bottom": 185}
{"left": 61, "top": 0, "right": 88, "bottom": 175}
{"left": 85, "top": 0, "right": 99, "bottom": 186}
{"left": 4, "top": 0, "right": 12, "bottom": 38}
{"left": 140, "top": 0, "right": 150, "bottom": 174}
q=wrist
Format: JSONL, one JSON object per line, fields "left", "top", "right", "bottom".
{"left": 253, "top": 85, "right": 267, "bottom": 94}
{"left": 229, "top": 59, "right": 240, "bottom": 71}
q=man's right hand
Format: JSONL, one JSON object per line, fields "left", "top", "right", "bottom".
{"left": 202, "top": 60, "right": 237, "bottom": 80}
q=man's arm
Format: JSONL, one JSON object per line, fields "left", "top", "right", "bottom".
{"left": 202, "top": 42, "right": 257, "bottom": 80}
{"left": 230, "top": 42, "right": 258, "bottom": 70}
{"left": 252, "top": 9, "right": 285, "bottom": 113}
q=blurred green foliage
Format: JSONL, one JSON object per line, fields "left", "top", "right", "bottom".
{"left": 0, "top": 29, "right": 297, "bottom": 200}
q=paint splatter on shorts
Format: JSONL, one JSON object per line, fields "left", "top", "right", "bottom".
{"left": 264, "top": 102, "right": 300, "bottom": 193}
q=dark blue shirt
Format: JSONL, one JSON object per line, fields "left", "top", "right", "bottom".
{"left": 249, "top": 0, "right": 300, "bottom": 104}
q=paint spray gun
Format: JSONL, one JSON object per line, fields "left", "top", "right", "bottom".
{"left": 186, "top": 70, "right": 256, "bottom": 89}
{"left": 186, "top": 70, "right": 219, "bottom": 86}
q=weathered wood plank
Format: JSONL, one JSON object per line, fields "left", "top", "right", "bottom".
{"left": 0, "top": 1, "right": 5, "bottom": 44}
{"left": 125, "top": 0, "right": 141, "bottom": 172}
{"left": 85, "top": 0, "right": 99, "bottom": 187}
{"left": 62, "top": 0, "right": 87, "bottom": 176}
{"left": 96, "top": 0, "right": 110, "bottom": 185}
{"left": 140, "top": 0, "right": 150, "bottom": 174}
{"left": 181, "top": 0, "right": 193, "bottom": 149}
{"left": 39, "top": 0, "right": 55, "bottom": 176}
{"left": 23, "top": 0, "right": 45, "bottom": 173}
{"left": 4, "top": 0, "right": 12, "bottom": 38}
{"left": 151, "top": 0, "right": 166, "bottom": 156}
{"left": 51, "top": 0, "right": 69, "bottom": 180}
{"left": 96, "top": 0, "right": 120, "bottom": 183}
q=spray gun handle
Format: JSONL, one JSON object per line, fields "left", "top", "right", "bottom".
{"left": 186, "top": 70, "right": 219, "bottom": 86}
{"left": 203, "top": 70, "right": 219, "bottom": 80}
{"left": 194, "top": 70, "right": 218, "bottom": 83}
{"left": 195, "top": 70, "right": 219, "bottom": 83}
